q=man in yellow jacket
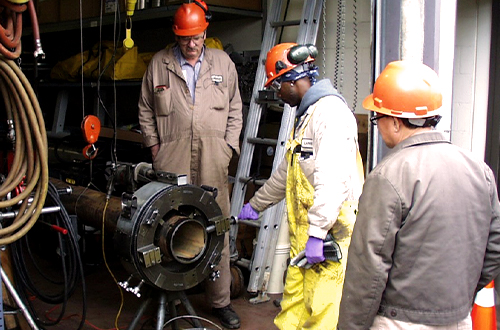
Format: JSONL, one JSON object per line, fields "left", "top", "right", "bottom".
{"left": 239, "top": 43, "right": 363, "bottom": 330}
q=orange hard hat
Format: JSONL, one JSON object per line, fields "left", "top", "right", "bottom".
{"left": 172, "top": 1, "right": 210, "bottom": 37}
{"left": 264, "top": 43, "right": 317, "bottom": 87}
{"left": 363, "top": 60, "right": 442, "bottom": 119}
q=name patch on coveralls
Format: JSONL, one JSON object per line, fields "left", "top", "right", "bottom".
{"left": 154, "top": 85, "right": 168, "bottom": 93}
{"left": 300, "top": 138, "right": 313, "bottom": 159}
{"left": 302, "top": 138, "right": 313, "bottom": 152}
{"left": 211, "top": 75, "right": 223, "bottom": 84}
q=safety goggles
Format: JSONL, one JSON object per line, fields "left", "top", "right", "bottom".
{"left": 269, "top": 78, "right": 282, "bottom": 92}
{"left": 370, "top": 114, "right": 388, "bottom": 125}
{"left": 178, "top": 32, "right": 206, "bottom": 45}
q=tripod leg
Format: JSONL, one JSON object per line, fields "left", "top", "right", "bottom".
{"left": 126, "top": 296, "right": 152, "bottom": 330}
{"left": 1, "top": 267, "right": 39, "bottom": 330}
{"left": 178, "top": 291, "right": 202, "bottom": 328}
{"left": 156, "top": 292, "right": 167, "bottom": 330}
{"left": 166, "top": 296, "right": 179, "bottom": 330}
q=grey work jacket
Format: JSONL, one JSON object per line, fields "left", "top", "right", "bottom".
{"left": 138, "top": 46, "right": 242, "bottom": 216}
{"left": 338, "top": 131, "right": 500, "bottom": 329}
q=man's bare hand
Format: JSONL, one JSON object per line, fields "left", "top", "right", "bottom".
{"left": 151, "top": 144, "right": 160, "bottom": 161}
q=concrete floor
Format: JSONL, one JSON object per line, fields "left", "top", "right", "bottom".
{"left": 25, "top": 260, "right": 282, "bottom": 330}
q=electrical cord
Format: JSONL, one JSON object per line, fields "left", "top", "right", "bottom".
{"left": 101, "top": 198, "right": 125, "bottom": 330}
{"left": 11, "top": 182, "right": 87, "bottom": 330}
{"left": 0, "top": 57, "right": 48, "bottom": 245}
{"left": 95, "top": 3, "right": 125, "bottom": 328}
{"left": 163, "top": 315, "right": 223, "bottom": 330}
{"left": 278, "top": 0, "right": 291, "bottom": 44}
{"left": 93, "top": 0, "right": 121, "bottom": 193}
{"left": 0, "top": 0, "right": 26, "bottom": 59}
{"left": 12, "top": 183, "right": 78, "bottom": 304}
{"left": 0, "top": 0, "right": 44, "bottom": 60}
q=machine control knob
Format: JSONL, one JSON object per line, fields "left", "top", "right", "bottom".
{"left": 127, "top": 279, "right": 145, "bottom": 298}
{"left": 118, "top": 275, "right": 134, "bottom": 290}
{"left": 209, "top": 270, "right": 220, "bottom": 282}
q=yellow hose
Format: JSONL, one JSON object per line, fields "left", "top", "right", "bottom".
{"left": 0, "top": 56, "right": 48, "bottom": 245}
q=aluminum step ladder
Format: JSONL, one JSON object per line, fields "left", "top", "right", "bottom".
{"left": 229, "top": 0, "right": 324, "bottom": 303}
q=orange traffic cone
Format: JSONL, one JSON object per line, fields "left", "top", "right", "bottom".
{"left": 472, "top": 280, "right": 497, "bottom": 330}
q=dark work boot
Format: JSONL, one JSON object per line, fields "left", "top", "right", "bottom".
{"left": 212, "top": 304, "right": 241, "bottom": 329}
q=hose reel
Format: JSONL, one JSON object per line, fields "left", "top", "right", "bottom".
{"left": 114, "top": 170, "right": 230, "bottom": 295}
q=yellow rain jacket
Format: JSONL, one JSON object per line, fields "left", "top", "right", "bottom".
{"left": 249, "top": 80, "right": 363, "bottom": 329}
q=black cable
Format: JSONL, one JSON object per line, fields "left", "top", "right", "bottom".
{"left": 278, "top": 0, "right": 291, "bottom": 44}
{"left": 96, "top": 0, "right": 122, "bottom": 191}
{"left": 11, "top": 200, "right": 77, "bottom": 305}
{"left": 11, "top": 182, "right": 87, "bottom": 329}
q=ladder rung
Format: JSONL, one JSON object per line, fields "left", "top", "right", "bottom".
{"left": 247, "top": 137, "right": 278, "bottom": 146}
{"left": 255, "top": 98, "right": 281, "bottom": 105}
{"left": 268, "top": 104, "right": 284, "bottom": 112}
{"left": 271, "top": 19, "right": 301, "bottom": 28}
{"left": 4, "top": 310, "right": 20, "bottom": 315}
{"left": 238, "top": 219, "right": 261, "bottom": 228}
{"left": 234, "top": 258, "right": 251, "bottom": 270}
{"left": 239, "top": 177, "right": 267, "bottom": 186}
{"left": 256, "top": 90, "right": 279, "bottom": 103}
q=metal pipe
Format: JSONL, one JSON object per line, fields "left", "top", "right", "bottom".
{"left": 0, "top": 206, "right": 60, "bottom": 220}
{"left": 1, "top": 267, "right": 39, "bottom": 330}
{"left": 126, "top": 297, "right": 152, "bottom": 330}
{"left": 48, "top": 178, "right": 122, "bottom": 233}
{"left": 156, "top": 292, "right": 167, "bottom": 330}
{"left": 401, "top": 0, "right": 424, "bottom": 62}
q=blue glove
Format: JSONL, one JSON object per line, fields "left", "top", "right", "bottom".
{"left": 238, "top": 203, "right": 259, "bottom": 220}
{"left": 305, "top": 236, "right": 325, "bottom": 264}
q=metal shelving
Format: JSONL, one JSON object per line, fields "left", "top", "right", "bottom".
{"left": 24, "top": 5, "right": 262, "bottom": 35}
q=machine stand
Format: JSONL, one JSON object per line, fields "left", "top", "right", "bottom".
{"left": 126, "top": 289, "right": 203, "bottom": 330}
{"left": 0, "top": 267, "right": 39, "bottom": 329}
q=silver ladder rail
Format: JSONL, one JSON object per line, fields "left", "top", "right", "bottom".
{"left": 230, "top": 0, "right": 325, "bottom": 303}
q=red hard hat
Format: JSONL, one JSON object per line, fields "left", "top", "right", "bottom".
{"left": 172, "top": 1, "right": 210, "bottom": 36}
{"left": 363, "top": 60, "right": 442, "bottom": 119}
{"left": 264, "top": 43, "right": 316, "bottom": 87}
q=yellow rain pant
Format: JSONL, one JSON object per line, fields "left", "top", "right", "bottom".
{"left": 274, "top": 127, "right": 358, "bottom": 330}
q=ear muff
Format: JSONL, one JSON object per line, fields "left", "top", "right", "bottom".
{"left": 192, "top": 0, "right": 212, "bottom": 22}
{"left": 275, "top": 60, "right": 288, "bottom": 75}
{"left": 306, "top": 44, "right": 318, "bottom": 58}
{"left": 288, "top": 44, "right": 318, "bottom": 64}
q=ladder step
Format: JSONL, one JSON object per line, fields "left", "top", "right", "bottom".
{"left": 271, "top": 19, "right": 301, "bottom": 28}
{"left": 239, "top": 177, "right": 267, "bottom": 186}
{"left": 256, "top": 90, "right": 279, "bottom": 103}
{"left": 247, "top": 137, "right": 278, "bottom": 146}
{"left": 238, "top": 219, "right": 261, "bottom": 228}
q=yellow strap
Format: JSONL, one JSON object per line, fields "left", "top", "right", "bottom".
{"left": 285, "top": 105, "right": 318, "bottom": 152}
{"left": 288, "top": 103, "right": 365, "bottom": 185}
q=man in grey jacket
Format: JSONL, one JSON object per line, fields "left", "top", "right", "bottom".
{"left": 138, "top": 1, "right": 242, "bottom": 328}
{"left": 338, "top": 60, "right": 500, "bottom": 329}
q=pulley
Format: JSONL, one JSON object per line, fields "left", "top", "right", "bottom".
{"left": 80, "top": 115, "right": 101, "bottom": 160}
